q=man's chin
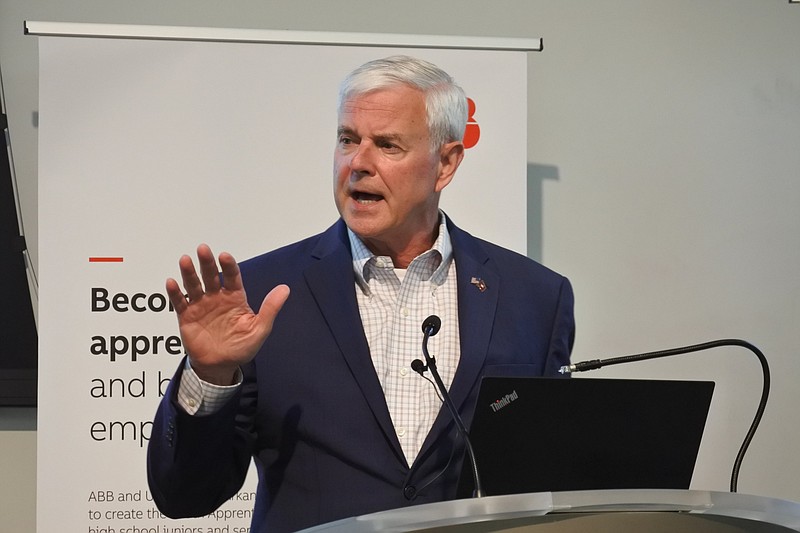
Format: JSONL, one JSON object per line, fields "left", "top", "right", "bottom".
{"left": 344, "top": 219, "right": 385, "bottom": 240}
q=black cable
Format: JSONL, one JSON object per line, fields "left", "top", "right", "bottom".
{"left": 562, "top": 339, "right": 769, "bottom": 493}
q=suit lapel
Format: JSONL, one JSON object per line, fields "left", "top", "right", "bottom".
{"left": 416, "top": 220, "right": 499, "bottom": 462}
{"left": 302, "top": 221, "right": 404, "bottom": 461}
{"left": 449, "top": 229, "right": 499, "bottom": 412}
{"left": 304, "top": 219, "right": 501, "bottom": 469}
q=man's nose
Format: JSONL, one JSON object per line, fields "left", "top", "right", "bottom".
{"left": 349, "top": 142, "right": 375, "bottom": 175}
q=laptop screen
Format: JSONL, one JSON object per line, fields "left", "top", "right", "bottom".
{"left": 457, "top": 377, "right": 714, "bottom": 498}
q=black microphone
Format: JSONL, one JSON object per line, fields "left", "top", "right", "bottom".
{"left": 560, "top": 339, "right": 770, "bottom": 493}
{"left": 416, "top": 315, "right": 484, "bottom": 498}
{"left": 421, "top": 315, "right": 441, "bottom": 336}
{"left": 410, "top": 359, "right": 426, "bottom": 376}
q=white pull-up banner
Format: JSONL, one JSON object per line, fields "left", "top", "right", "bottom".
{"left": 34, "top": 22, "right": 533, "bottom": 532}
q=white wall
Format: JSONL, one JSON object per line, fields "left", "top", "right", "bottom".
{"left": 1, "top": 1, "right": 798, "bottom": 530}
{"left": 0, "top": 409, "right": 36, "bottom": 531}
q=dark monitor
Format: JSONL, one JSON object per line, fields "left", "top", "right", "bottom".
{"left": 457, "top": 377, "right": 714, "bottom": 498}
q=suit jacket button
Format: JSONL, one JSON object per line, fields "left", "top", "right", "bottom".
{"left": 403, "top": 486, "right": 417, "bottom": 500}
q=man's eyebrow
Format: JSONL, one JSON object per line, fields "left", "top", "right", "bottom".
{"left": 374, "top": 133, "right": 403, "bottom": 142}
{"left": 336, "top": 127, "right": 404, "bottom": 143}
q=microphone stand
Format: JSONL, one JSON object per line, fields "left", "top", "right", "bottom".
{"left": 421, "top": 323, "right": 485, "bottom": 498}
{"left": 560, "top": 339, "right": 770, "bottom": 493}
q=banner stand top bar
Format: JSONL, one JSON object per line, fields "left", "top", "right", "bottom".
{"left": 24, "top": 21, "right": 543, "bottom": 52}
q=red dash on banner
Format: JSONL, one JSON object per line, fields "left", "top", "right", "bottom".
{"left": 89, "top": 257, "right": 124, "bottom": 263}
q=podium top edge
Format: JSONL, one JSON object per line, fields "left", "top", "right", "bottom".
{"left": 298, "top": 490, "right": 800, "bottom": 533}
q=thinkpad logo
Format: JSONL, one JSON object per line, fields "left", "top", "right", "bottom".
{"left": 489, "top": 390, "right": 519, "bottom": 413}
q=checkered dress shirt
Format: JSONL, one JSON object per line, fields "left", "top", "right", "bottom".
{"left": 179, "top": 215, "right": 461, "bottom": 466}
{"left": 347, "top": 215, "right": 460, "bottom": 466}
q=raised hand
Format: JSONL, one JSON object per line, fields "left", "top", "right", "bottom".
{"left": 165, "top": 244, "right": 290, "bottom": 385}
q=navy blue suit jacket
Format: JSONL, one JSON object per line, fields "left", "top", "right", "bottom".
{"left": 148, "top": 217, "right": 575, "bottom": 532}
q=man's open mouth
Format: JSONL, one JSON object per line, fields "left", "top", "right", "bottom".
{"left": 352, "top": 191, "right": 384, "bottom": 204}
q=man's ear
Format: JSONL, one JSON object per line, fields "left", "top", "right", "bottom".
{"left": 434, "top": 141, "right": 465, "bottom": 193}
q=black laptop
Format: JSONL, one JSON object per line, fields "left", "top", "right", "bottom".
{"left": 457, "top": 376, "right": 715, "bottom": 498}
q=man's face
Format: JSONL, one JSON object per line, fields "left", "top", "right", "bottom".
{"left": 334, "top": 85, "right": 462, "bottom": 260}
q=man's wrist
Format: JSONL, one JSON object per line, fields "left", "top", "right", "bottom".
{"left": 189, "top": 360, "right": 240, "bottom": 386}
{"left": 178, "top": 359, "right": 243, "bottom": 416}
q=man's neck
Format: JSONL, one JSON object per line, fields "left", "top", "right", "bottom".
{"left": 360, "top": 224, "right": 441, "bottom": 269}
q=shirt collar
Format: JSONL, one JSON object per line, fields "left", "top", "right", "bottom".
{"left": 348, "top": 211, "right": 453, "bottom": 294}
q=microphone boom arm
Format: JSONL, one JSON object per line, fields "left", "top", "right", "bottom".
{"left": 422, "top": 325, "right": 485, "bottom": 498}
{"left": 560, "top": 338, "right": 770, "bottom": 493}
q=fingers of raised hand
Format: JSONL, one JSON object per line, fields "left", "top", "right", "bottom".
{"left": 196, "top": 244, "right": 223, "bottom": 294}
{"left": 166, "top": 244, "right": 244, "bottom": 315}
{"left": 254, "top": 284, "right": 290, "bottom": 338}
{"left": 218, "top": 252, "right": 243, "bottom": 292}
{"left": 178, "top": 252, "right": 207, "bottom": 302}
{"left": 165, "top": 277, "right": 188, "bottom": 314}
{"left": 261, "top": 284, "right": 290, "bottom": 318}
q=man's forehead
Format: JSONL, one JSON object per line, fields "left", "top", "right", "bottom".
{"left": 340, "top": 97, "right": 398, "bottom": 115}
{"left": 342, "top": 83, "right": 423, "bottom": 102}
{"left": 340, "top": 89, "right": 425, "bottom": 123}
{"left": 341, "top": 85, "right": 424, "bottom": 109}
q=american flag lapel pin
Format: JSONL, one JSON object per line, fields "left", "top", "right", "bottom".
{"left": 470, "top": 277, "right": 487, "bottom": 292}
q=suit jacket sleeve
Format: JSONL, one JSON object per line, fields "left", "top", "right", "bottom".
{"left": 543, "top": 275, "right": 575, "bottom": 376}
{"left": 147, "top": 359, "right": 256, "bottom": 518}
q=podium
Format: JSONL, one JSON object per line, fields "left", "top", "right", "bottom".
{"left": 299, "top": 490, "right": 800, "bottom": 532}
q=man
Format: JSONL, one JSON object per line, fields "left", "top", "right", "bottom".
{"left": 148, "top": 55, "right": 575, "bottom": 533}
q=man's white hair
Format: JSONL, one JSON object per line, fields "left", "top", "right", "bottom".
{"left": 338, "top": 55, "right": 468, "bottom": 151}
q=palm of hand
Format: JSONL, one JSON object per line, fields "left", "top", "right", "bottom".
{"left": 177, "top": 287, "right": 264, "bottom": 370}
{"left": 166, "top": 245, "right": 290, "bottom": 385}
